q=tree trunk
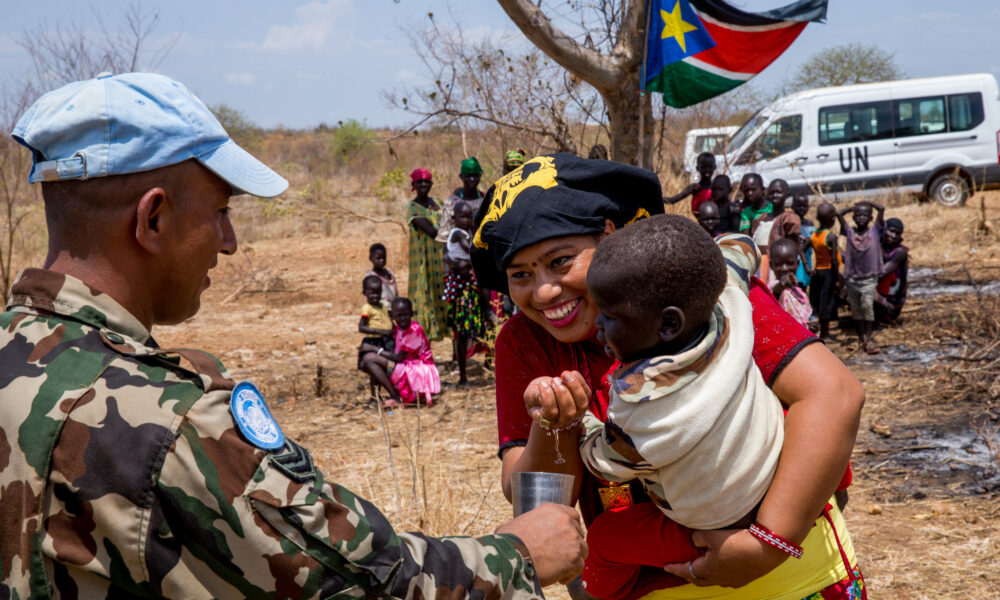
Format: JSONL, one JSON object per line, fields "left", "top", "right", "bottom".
{"left": 602, "top": 70, "right": 653, "bottom": 168}
{"left": 498, "top": 0, "right": 654, "bottom": 167}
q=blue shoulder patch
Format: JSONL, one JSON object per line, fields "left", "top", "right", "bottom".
{"left": 230, "top": 381, "right": 285, "bottom": 450}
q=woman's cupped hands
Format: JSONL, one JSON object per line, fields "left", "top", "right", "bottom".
{"left": 524, "top": 370, "right": 591, "bottom": 429}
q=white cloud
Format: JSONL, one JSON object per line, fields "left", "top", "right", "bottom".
{"left": 226, "top": 72, "right": 256, "bottom": 85}
{"left": 394, "top": 69, "right": 418, "bottom": 83}
{"left": 261, "top": 0, "right": 352, "bottom": 52}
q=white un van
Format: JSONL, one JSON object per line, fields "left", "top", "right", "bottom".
{"left": 683, "top": 126, "right": 738, "bottom": 175}
{"left": 720, "top": 73, "right": 1000, "bottom": 206}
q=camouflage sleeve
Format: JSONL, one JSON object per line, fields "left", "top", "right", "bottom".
{"left": 150, "top": 389, "right": 543, "bottom": 599}
{"left": 578, "top": 410, "right": 654, "bottom": 484}
{"left": 715, "top": 233, "right": 761, "bottom": 296}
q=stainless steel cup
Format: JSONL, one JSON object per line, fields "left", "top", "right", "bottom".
{"left": 511, "top": 472, "right": 575, "bottom": 516}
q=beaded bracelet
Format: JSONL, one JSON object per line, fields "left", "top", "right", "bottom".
{"left": 749, "top": 523, "right": 804, "bottom": 559}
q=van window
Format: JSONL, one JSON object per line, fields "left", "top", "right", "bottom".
{"left": 694, "top": 134, "right": 729, "bottom": 154}
{"left": 729, "top": 110, "right": 765, "bottom": 151}
{"left": 819, "top": 100, "right": 893, "bottom": 146}
{"left": 894, "top": 96, "right": 946, "bottom": 137}
{"left": 948, "top": 93, "right": 984, "bottom": 132}
{"left": 757, "top": 115, "right": 802, "bottom": 159}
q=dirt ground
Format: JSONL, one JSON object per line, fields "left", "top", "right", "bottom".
{"left": 154, "top": 190, "right": 1000, "bottom": 599}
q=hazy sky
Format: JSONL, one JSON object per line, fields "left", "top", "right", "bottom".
{"left": 2, "top": 1, "right": 998, "bottom": 129}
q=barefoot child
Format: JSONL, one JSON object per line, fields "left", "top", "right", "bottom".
{"left": 768, "top": 238, "right": 814, "bottom": 329}
{"left": 358, "top": 276, "right": 400, "bottom": 406}
{"left": 388, "top": 297, "right": 441, "bottom": 405}
{"left": 664, "top": 152, "right": 715, "bottom": 214}
{"left": 836, "top": 200, "right": 885, "bottom": 354}
{"left": 809, "top": 202, "right": 841, "bottom": 341}
{"left": 530, "top": 215, "right": 787, "bottom": 599}
{"left": 443, "top": 201, "right": 489, "bottom": 385}
{"left": 365, "top": 242, "right": 398, "bottom": 306}
{"left": 876, "top": 218, "right": 909, "bottom": 324}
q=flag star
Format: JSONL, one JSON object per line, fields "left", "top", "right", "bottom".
{"left": 660, "top": 1, "right": 699, "bottom": 52}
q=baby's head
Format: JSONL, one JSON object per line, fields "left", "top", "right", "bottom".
{"left": 587, "top": 214, "right": 726, "bottom": 363}
{"left": 453, "top": 200, "right": 474, "bottom": 230}
{"left": 363, "top": 274, "right": 383, "bottom": 306}
{"left": 770, "top": 238, "right": 799, "bottom": 281}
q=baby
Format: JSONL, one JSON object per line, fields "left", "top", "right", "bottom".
{"left": 531, "top": 215, "right": 787, "bottom": 600}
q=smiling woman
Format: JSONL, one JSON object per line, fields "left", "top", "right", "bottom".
{"left": 472, "top": 153, "right": 866, "bottom": 599}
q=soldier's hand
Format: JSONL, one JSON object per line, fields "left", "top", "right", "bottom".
{"left": 497, "top": 503, "right": 587, "bottom": 586}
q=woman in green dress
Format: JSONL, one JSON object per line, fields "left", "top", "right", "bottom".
{"left": 406, "top": 168, "right": 448, "bottom": 341}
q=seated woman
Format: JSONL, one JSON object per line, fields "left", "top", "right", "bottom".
{"left": 471, "top": 154, "right": 866, "bottom": 600}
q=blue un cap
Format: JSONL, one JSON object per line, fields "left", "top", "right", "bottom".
{"left": 11, "top": 72, "right": 288, "bottom": 198}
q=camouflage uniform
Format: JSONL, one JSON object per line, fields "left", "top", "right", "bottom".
{"left": 0, "top": 268, "right": 542, "bottom": 599}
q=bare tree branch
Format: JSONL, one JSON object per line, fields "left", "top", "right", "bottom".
{"left": 497, "top": 0, "right": 622, "bottom": 91}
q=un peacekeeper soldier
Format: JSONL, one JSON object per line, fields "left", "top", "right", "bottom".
{"left": 0, "top": 73, "right": 586, "bottom": 599}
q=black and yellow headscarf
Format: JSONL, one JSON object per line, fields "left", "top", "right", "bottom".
{"left": 471, "top": 152, "right": 664, "bottom": 293}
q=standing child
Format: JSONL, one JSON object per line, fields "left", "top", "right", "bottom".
{"left": 836, "top": 201, "right": 885, "bottom": 354}
{"left": 738, "top": 173, "right": 770, "bottom": 233}
{"left": 525, "top": 216, "right": 862, "bottom": 600}
{"left": 711, "top": 175, "right": 741, "bottom": 234}
{"left": 809, "top": 202, "right": 842, "bottom": 341}
{"left": 365, "top": 242, "right": 398, "bottom": 306}
{"left": 768, "top": 238, "right": 814, "bottom": 329}
{"left": 792, "top": 193, "right": 815, "bottom": 290}
{"left": 436, "top": 157, "right": 485, "bottom": 244}
{"left": 752, "top": 178, "right": 790, "bottom": 254}
{"left": 357, "top": 276, "right": 400, "bottom": 406}
{"left": 443, "top": 201, "right": 489, "bottom": 385}
{"left": 664, "top": 152, "right": 715, "bottom": 214}
{"left": 876, "top": 218, "right": 909, "bottom": 324}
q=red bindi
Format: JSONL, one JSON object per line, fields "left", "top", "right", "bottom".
{"left": 531, "top": 262, "right": 538, "bottom": 267}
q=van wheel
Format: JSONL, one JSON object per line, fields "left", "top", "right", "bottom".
{"left": 929, "top": 173, "right": 969, "bottom": 207}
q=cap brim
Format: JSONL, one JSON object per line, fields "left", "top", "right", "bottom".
{"left": 197, "top": 140, "right": 288, "bottom": 198}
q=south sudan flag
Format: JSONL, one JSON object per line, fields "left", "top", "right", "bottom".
{"left": 644, "top": 0, "right": 828, "bottom": 108}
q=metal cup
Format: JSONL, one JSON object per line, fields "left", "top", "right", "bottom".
{"left": 511, "top": 472, "right": 575, "bottom": 516}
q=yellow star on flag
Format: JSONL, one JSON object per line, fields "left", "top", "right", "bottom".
{"left": 660, "top": 1, "right": 699, "bottom": 53}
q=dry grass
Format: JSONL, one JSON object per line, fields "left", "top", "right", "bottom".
{"left": 4, "top": 125, "right": 1000, "bottom": 597}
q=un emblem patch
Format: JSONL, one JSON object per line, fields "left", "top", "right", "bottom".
{"left": 230, "top": 381, "right": 285, "bottom": 450}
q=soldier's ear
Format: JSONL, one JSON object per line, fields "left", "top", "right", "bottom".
{"left": 135, "top": 186, "right": 169, "bottom": 254}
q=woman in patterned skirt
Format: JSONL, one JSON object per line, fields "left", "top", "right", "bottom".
{"left": 406, "top": 168, "right": 448, "bottom": 341}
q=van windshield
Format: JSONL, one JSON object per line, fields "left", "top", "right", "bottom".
{"left": 729, "top": 110, "right": 766, "bottom": 152}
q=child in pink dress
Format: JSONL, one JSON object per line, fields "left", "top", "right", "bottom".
{"left": 389, "top": 297, "right": 441, "bottom": 405}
